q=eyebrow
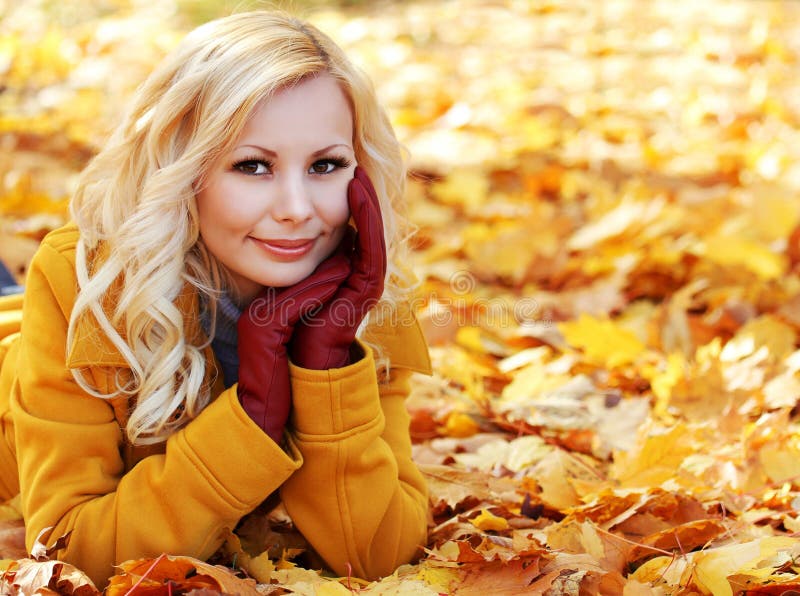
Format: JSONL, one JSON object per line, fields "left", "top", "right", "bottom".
{"left": 237, "top": 143, "right": 353, "bottom": 157}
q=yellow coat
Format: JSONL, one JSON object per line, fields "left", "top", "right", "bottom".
{"left": 0, "top": 223, "right": 432, "bottom": 587}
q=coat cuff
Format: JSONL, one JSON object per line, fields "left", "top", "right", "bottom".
{"left": 174, "top": 386, "right": 301, "bottom": 509}
{"left": 288, "top": 340, "right": 381, "bottom": 437}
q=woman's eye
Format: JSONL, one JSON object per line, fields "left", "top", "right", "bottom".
{"left": 309, "top": 157, "right": 352, "bottom": 175}
{"left": 234, "top": 160, "right": 271, "bottom": 175}
{"left": 309, "top": 160, "right": 337, "bottom": 175}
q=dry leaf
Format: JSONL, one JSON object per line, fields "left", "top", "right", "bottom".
{"left": 0, "top": 559, "right": 98, "bottom": 596}
{"left": 106, "top": 555, "right": 259, "bottom": 596}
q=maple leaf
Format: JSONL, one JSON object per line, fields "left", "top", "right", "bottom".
{"left": 559, "top": 314, "right": 647, "bottom": 369}
{"left": 106, "top": 555, "right": 259, "bottom": 596}
{"left": 0, "top": 560, "right": 99, "bottom": 596}
{"left": 416, "top": 556, "right": 548, "bottom": 596}
{"left": 0, "top": 529, "right": 98, "bottom": 596}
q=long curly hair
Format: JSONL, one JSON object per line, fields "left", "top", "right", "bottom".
{"left": 67, "top": 10, "right": 413, "bottom": 445}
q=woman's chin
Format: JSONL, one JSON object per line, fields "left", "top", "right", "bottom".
{"left": 257, "top": 263, "right": 320, "bottom": 289}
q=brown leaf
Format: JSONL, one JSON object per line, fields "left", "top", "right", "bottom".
{"left": 727, "top": 575, "right": 800, "bottom": 594}
{"left": 629, "top": 519, "right": 728, "bottom": 562}
{"left": 421, "top": 463, "right": 520, "bottom": 519}
{"left": 30, "top": 528, "right": 72, "bottom": 562}
{"left": 0, "top": 559, "right": 99, "bottom": 596}
{"left": 106, "top": 555, "right": 259, "bottom": 596}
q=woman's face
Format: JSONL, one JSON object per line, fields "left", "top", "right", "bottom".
{"left": 196, "top": 74, "right": 354, "bottom": 303}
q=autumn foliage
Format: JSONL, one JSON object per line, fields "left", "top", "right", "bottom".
{"left": 3, "top": 0, "right": 800, "bottom": 594}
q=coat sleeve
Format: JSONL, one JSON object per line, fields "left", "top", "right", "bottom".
{"left": 280, "top": 312, "right": 432, "bottom": 580}
{"left": 11, "top": 239, "right": 301, "bottom": 588}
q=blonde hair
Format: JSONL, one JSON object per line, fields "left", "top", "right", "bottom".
{"left": 68, "top": 10, "right": 414, "bottom": 445}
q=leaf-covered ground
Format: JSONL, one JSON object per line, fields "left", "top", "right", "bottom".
{"left": 3, "top": 0, "right": 800, "bottom": 594}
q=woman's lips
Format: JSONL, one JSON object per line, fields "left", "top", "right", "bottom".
{"left": 253, "top": 237, "right": 316, "bottom": 260}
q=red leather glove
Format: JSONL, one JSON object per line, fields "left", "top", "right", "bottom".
{"left": 237, "top": 251, "right": 350, "bottom": 442}
{"left": 289, "top": 166, "right": 387, "bottom": 370}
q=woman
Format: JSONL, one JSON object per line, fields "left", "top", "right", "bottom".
{"left": 0, "top": 10, "right": 432, "bottom": 588}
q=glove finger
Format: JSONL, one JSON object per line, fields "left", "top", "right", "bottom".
{"left": 239, "top": 243, "right": 352, "bottom": 333}
{"left": 275, "top": 252, "right": 351, "bottom": 325}
{"left": 355, "top": 169, "right": 387, "bottom": 272}
{"left": 336, "top": 225, "right": 357, "bottom": 257}
{"left": 346, "top": 169, "right": 387, "bottom": 304}
{"left": 305, "top": 225, "right": 356, "bottom": 286}
{"left": 354, "top": 165, "right": 378, "bottom": 201}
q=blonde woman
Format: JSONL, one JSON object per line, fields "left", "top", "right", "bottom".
{"left": 0, "top": 10, "right": 432, "bottom": 588}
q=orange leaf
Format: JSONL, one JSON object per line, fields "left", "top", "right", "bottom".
{"left": 106, "top": 555, "right": 259, "bottom": 596}
{"left": 629, "top": 519, "right": 727, "bottom": 561}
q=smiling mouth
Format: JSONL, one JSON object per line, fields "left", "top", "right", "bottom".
{"left": 262, "top": 238, "right": 315, "bottom": 248}
{"left": 252, "top": 236, "right": 317, "bottom": 260}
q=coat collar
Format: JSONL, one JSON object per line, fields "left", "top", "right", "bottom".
{"left": 65, "top": 241, "right": 206, "bottom": 370}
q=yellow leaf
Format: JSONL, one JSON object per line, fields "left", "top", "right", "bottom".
{"left": 647, "top": 352, "right": 685, "bottom": 417}
{"left": 275, "top": 556, "right": 296, "bottom": 570}
{"left": 316, "top": 581, "right": 353, "bottom": 595}
{"left": 244, "top": 551, "right": 274, "bottom": 584}
{"left": 499, "top": 361, "right": 573, "bottom": 404}
{"left": 629, "top": 555, "right": 689, "bottom": 586}
{"left": 759, "top": 440, "right": 800, "bottom": 484}
{"left": 470, "top": 509, "right": 510, "bottom": 532}
{"left": 692, "top": 537, "right": 798, "bottom": 596}
{"left": 461, "top": 221, "right": 545, "bottom": 282}
{"left": 611, "top": 423, "right": 696, "bottom": 488}
{"left": 567, "top": 199, "right": 662, "bottom": 250}
{"left": 702, "top": 235, "right": 786, "bottom": 279}
{"left": 751, "top": 192, "right": 800, "bottom": 241}
{"left": 720, "top": 314, "right": 796, "bottom": 363}
{"left": 430, "top": 169, "right": 488, "bottom": 210}
{"left": 455, "top": 326, "right": 506, "bottom": 356}
{"left": 415, "top": 563, "right": 459, "bottom": 593}
{"left": 532, "top": 449, "right": 600, "bottom": 509}
{"left": 559, "top": 314, "right": 646, "bottom": 368}
{"left": 546, "top": 521, "right": 606, "bottom": 561}
{"left": 516, "top": 116, "right": 560, "bottom": 152}
{"left": 443, "top": 412, "right": 479, "bottom": 438}
{"left": 360, "top": 574, "right": 441, "bottom": 595}
{"left": 271, "top": 566, "right": 327, "bottom": 591}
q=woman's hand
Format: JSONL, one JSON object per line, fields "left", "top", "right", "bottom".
{"left": 289, "top": 166, "right": 387, "bottom": 370}
{"left": 237, "top": 250, "right": 350, "bottom": 442}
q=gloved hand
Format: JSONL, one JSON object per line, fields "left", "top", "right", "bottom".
{"left": 289, "top": 166, "right": 387, "bottom": 370}
{"left": 237, "top": 251, "right": 351, "bottom": 442}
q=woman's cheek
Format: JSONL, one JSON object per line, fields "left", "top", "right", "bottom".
{"left": 321, "top": 185, "right": 352, "bottom": 228}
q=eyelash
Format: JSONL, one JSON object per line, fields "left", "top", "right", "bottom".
{"left": 313, "top": 156, "right": 352, "bottom": 173}
{"left": 232, "top": 156, "right": 352, "bottom": 176}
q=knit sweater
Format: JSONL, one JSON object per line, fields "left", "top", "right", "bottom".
{"left": 200, "top": 293, "right": 241, "bottom": 388}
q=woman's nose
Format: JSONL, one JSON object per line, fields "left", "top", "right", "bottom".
{"left": 272, "top": 172, "right": 314, "bottom": 223}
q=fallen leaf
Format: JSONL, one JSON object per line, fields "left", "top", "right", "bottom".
{"left": 106, "top": 555, "right": 259, "bottom": 596}
{"left": 0, "top": 559, "right": 98, "bottom": 596}
{"left": 559, "top": 314, "right": 647, "bottom": 368}
{"left": 470, "top": 509, "right": 510, "bottom": 532}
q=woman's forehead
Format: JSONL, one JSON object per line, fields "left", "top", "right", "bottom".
{"left": 233, "top": 76, "right": 354, "bottom": 151}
